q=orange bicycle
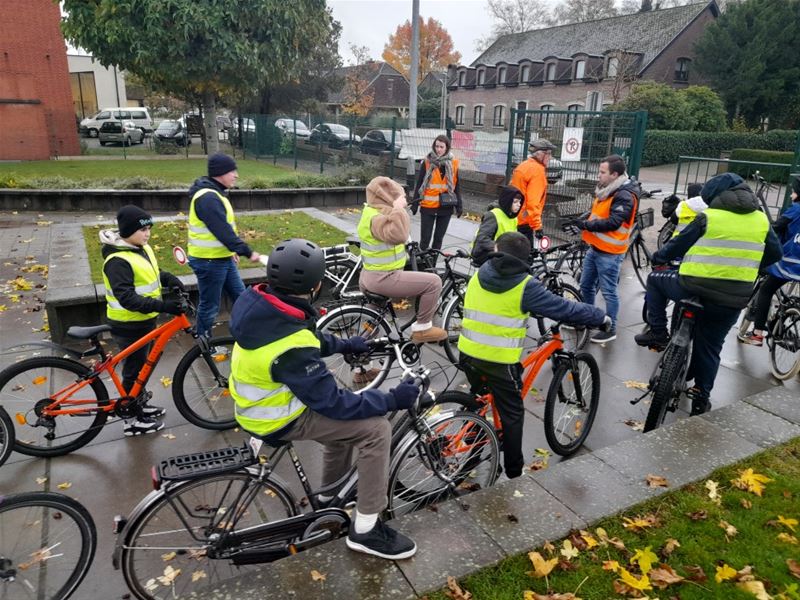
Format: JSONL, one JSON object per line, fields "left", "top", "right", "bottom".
{"left": 0, "top": 290, "right": 236, "bottom": 458}
{"left": 436, "top": 323, "right": 600, "bottom": 456}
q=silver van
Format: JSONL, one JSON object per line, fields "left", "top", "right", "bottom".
{"left": 80, "top": 107, "right": 153, "bottom": 137}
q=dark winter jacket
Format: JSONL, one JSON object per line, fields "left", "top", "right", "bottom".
{"left": 653, "top": 181, "right": 782, "bottom": 308}
{"left": 229, "top": 284, "right": 402, "bottom": 441}
{"left": 580, "top": 179, "right": 641, "bottom": 237}
{"left": 100, "top": 230, "right": 182, "bottom": 333}
{"left": 472, "top": 186, "right": 523, "bottom": 266}
{"left": 188, "top": 177, "right": 252, "bottom": 258}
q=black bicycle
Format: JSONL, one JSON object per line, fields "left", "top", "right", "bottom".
{"left": 0, "top": 407, "right": 12, "bottom": 467}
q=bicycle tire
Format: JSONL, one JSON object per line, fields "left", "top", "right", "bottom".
{"left": 537, "top": 281, "right": 589, "bottom": 350}
{"left": 386, "top": 411, "right": 500, "bottom": 519}
{"left": 0, "top": 406, "right": 13, "bottom": 467}
{"left": 544, "top": 353, "right": 600, "bottom": 456}
{"left": 172, "top": 336, "right": 236, "bottom": 430}
{"left": 0, "top": 491, "right": 96, "bottom": 600}
{"left": 441, "top": 293, "right": 465, "bottom": 364}
{"left": 315, "top": 304, "right": 393, "bottom": 392}
{"left": 769, "top": 308, "right": 800, "bottom": 380}
{"left": 120, "top": 472, "right": 297, "bottom": 600}
{"left": 0, "top": 357, "right": 109, "bottom": 457}
{"left": 656, "top": 221, "right": 675, "bottom": 249}
{"left": 643, "top": 343, "right": 688, "bottom": 433}
{"left": 629, "top": 236, "right": 652, "bottom": 290}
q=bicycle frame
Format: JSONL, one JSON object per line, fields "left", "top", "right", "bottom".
{"left": 40, "top": 314, "right": 193, "bottom": 418}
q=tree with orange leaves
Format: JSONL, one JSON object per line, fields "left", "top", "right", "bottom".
{"left": 382, "top": 17, "right": 461, "bottom": 84}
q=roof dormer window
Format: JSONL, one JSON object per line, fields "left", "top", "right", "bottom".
{"left": 498, "top": 67, "right": 507, "bottom": 84}
{"left": 575, "top": 59, "right": 586, "bottom": 80}
{"left": 477, "top": 69, "right": 486, "bottom": 85}
{"left": 545, "top": 63, "right": 556, "bottom": 82}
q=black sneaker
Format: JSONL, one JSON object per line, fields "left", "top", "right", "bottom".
{"left": 140, "top": 404, "right": 166, "bottom": 418}
{"left": 346, "top": 520, "right": 417, "bottom": 560}
{"left": 123, "top": 416, "right": 165, "bottom": 436}
{"left": 591, "top": 330, "right": 617, "bottom": 344}
{"left": 687, "top": 387, "right": 711, "bottom": 416}
{"left": 634, "top": 329, "right": 669, "bottom": 349}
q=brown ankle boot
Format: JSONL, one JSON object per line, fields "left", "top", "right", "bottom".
{"left": 411, "top": 326, "right": 448, "bottom": 343}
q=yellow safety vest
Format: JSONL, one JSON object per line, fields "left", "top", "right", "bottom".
{"left": 471, "top": 207, "right": 518, "bottom": 253}
{"left": 102, "top": 245, "right": 162, "bottom": 322}
{"left": 679, "top": 209, "right": 769, "bottom": 283}
{"left": 357, "top": 205, "right": 406, "bottom": 271}
{"left": 458, "top": 274, "right": 530, "bottom": 364}
{"left": 230, "top": 329, "right": 319, "bottom": 436}
{"left": 187, "top": 188, "right": 237, "bottom": 259}
{"left": 673, "top": 201, "right": 698, "bottom": 238}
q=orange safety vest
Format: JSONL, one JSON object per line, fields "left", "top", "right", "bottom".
{"left": 420, "top": 159, "right": 459, "bottom": 209}
{"left": 582, "top": 192, "right": 638, "bottom": 254}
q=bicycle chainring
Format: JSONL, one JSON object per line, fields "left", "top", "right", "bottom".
{"left": 113, "top": 396, "right": 140, "bottom": 419}
{"left": 302, "top": 512, "right": 349, "bottom": 544}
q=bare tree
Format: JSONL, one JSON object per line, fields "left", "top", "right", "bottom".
{"left": 341, "top": 44, "right": 375, "bottom": 117}
{"left": 552, "top": 0, "right": 617, "bottom": 25}
{"left": 607, "top": 50, "right": 642, "bottom": 105}
{"left": 475, "top": 0, "right": 553, "bottom": 52}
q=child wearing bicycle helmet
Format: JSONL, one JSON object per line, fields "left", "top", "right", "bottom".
{"left": 100, "top": 205, "right": 185, "bottom": 436}
{"left": 228, "top": 238, "right": 419, "bottom": 560}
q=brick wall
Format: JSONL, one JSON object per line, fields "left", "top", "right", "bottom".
{"left": 0, "top": 0, "right": 80, "bottom": 160}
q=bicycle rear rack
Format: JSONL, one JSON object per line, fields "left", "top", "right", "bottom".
{"left": 157, "top": 444, "right": 256, "bottom": 482}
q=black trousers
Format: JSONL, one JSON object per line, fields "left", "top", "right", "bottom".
{"left": 459, "top": 354, "right": 525, "bottom": 478}
{"left": 749, "top": 274, "right": 788, "bottom": 330}
{"left": 111, "top": 322, "right": 156, "bottom": 395}
{"left": 419, "top": 210, "right": 452, "bottom": 251}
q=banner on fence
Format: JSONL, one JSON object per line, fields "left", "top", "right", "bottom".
{"left": 400, "top": 128, "right": 524, "bottom": 175}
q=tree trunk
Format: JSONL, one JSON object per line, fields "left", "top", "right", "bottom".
{"left": 202, "top": 90, "right": 219, "bottom": 154}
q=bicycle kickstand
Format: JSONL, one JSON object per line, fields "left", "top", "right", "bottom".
{"left": 630, "top": 388, "right": 651, "bottom": 406}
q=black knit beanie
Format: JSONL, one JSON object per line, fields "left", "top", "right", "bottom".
{"left": 208, "top": 153, "right": 237, "bottom": 177}
{"left": 117, "top": 205, "right": 153, "bottom": 238}
{"left": 498, "top": 185, "right": 523, "bottom": 218}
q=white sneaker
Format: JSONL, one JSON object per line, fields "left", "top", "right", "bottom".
{"left": 123, "top": 416, "right": 165, "bottom": 436}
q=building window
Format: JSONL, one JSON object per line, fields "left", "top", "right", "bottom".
{"left": 458, "top": 70, "right": 466, "bottom": 86}
{"left": 520, "top": 65, "right": 530, "bottom": 83}
{"left": 493, "top": 105, "right": 505, "bottom": 127}
{"left": 574, "top": 60, "right": 586, "bottom": 80}
{"left": 386, "top": 78, "right": 394, "bottom": 96}
{"left": 539, "top": 104, "right": 554, "bottom": 128}
{"left": 675, "top": 58, "right": 690, "bottom": 82}
{"left": 545, "top": 63, "right": 556, "bottom": 81}
{"left": 498, "top": 67, "right": 506, "bottom": 84}
{"left": 607, "top": 57, "right": 619, "bottom": 78}
{"left": 566, "top": 104, "right": 582, "bottom": 127}
{"left": 516, "top": 101, "right": 528, "bottom": 132}
{"left": 455, "top": 105, "right": 465, "bottom": 125}
{"left": 474, "top": 105, "right": 484, "bottom": 126}
{"left": 587, "top": 91, "right": 602, "bottom": 112}
{"left": 69, "top": 72, "right": 98, "bottom": 119}
{"left": 477, "top": 69, "right": 486, "bottom": 85}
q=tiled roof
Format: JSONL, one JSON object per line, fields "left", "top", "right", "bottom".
{"left": 472, "top": 2, "right": 714, "bottom": 71}
{"left": 327, "top": 61, "right": 407, "bottom": 105}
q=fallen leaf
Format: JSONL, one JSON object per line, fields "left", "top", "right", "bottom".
{"left": 9, "top": 295, "right": 21, "bottom": 303}
{"left": 524, "top": 592, "right": 581, "bottom": 600}
{"left": 778, "top": 516, "right": 799, "bottom": 532}
{"left": 649, "top": 564, "right": 685, "bottom": 589}
{"left": 568, "top": 532, "right": 588, "bottom": 551}
{"left": 527, "top": 551, "right": 559, "bottom": 578}
{"left": 156, "top": 565, "right": 181, "bottom": 586}
{"left": 35, "top": 477, "right": 47, "bottom": 485}
{"left": 686, "top": 509, "right": 708, "bottom": 521}
{"left": 705, "top": 479, "right": 722, "bottom": 505}
{"left": 737, "top": 580, "right": 772, "bottom": 600}
{"left": 631, "top": 546, "right": 659, "bottom": 575}
{"left": 191, "top": 570, "right": 207, "bottom": 582}
{"left": 778, "top": 533, "right": 799, "bottom": 545}
{"left": 716, "top": 563, "right": 738, "bottom": 583}
{"left": 513, "top": 490, "right": 524, "bottom": 498}
{"left": 646, "top": 474, "right": 670, "bottom": 488}
{"left": 161, "top": 552, "right": 176, "bottom": 562}
{"left": 160, "top": 376, "right": 172, "bottom": 387}
{"left": 731, "top": 468, "right": 772, "bottom": 497}
{"left": 310, "top": 569, "right": 326, "bottom": 582}
{"left": 596, "top": 527, "right": 626, "bottom": 550}
{"left": 788, "top": 559, "right": 800, "bottom": 580}
{"left": 560, "top": 539, "right": 579, "bottom": 560}
{"left": 618, "top": 566, "right": 653, "bottom": 592}
{"left": 8, "top": 276, "right": 33, "bottom": 291}
{"left": 445, "top": 575, "right": 472, "bottom": 600}
{"left": 162, "top": 433, "right": 176, "bottom": 440}
{"left": 557, "top": 559, "right": 579, "bottom": 572}
{"left": 0, "top": 305, "right": 6, "bottom": 312}
{"left": 685, "top": 565, "right": 708, "bottom": 583}
{"left": 623, "top": 379, "right": 649, "bottom": 391}
{"left": 579, "top": 530, "right": 599, "bottom": 549}
{"left": 661, "top": 538, "right": 680, "bottom": 557}
{"left": 741, "top": 498, "right": 753, "bottom": 509}
{"left": 56, "top": 482, "right": 72, "bottom": 490}
{"left": 623, "top": 418, "right": 644, "bottom": 431}
{"left": 622, "top": 514, "right": 658, "bottom": 532}
{"left": 542, "top": 540, "right": 555, "bottom": 554}
{"left": 719, "top": 520, "right": 739, "bottom": 540}
{"left": 603, "top": 560, "right": 621, "bottom": 572}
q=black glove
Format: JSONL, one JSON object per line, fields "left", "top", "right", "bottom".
{"left": 534, "top": 229, "right": 544, "bottom": 239}
{"left": 166, "top": 274, "right": 186, "bottom": 293}
{"left": 160, "top": 298, "right": 184, "bottom": 315}
{"left": 562, "top": 224, "right": 581, "bottom": 236}
{"left": 599, "top": 315, "right": 613, "bottom": 332}
{"left": 456, "top": 206, "right": 463, "bottom": 218}
{"left": 410, "top": 202, "right": 419, "bottom": 216}
{"left": 346, "top": 336, "right": 370, "bottom": 354}
{"left": 389, "top": 381, "right": 420, "bottom": 410}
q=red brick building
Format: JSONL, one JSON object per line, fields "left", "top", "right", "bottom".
{"left": 0, "top": 0, "right": 80, "bottom": 160}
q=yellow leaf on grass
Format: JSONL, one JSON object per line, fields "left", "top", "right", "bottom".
{"left": 630, "top": 546, "right": 658, "bottom": 575}
{"left": 524, "top": 592, "right": 582, "bottom": 600}
{"left": 579, "top": 530, "right": 599, "bottom": 549}
{"left": 720, "top": 520, "right": 739, "bottom": 539}
{"left": 527, "top": 551, "right": 559, "bottom": 578}
{"left": 741, "top": 498, "right": 753, "bottom": 509}
{"left": 56, "top": 482, "right": 71, "bottom": 490}
{"left": 596, "top": 527, "right": 626, "bottom": 550}
{"left": 446, "top": 576, "right": 472, "bottom": 600}
{"left": 716, "top": 563, "right": 738, "bottom": 583}
{"left": 310, "top": 569, "right": 326, "bottom": 582}
{"left": 160, "top": 376, "right": 172, "bottom": 387}
{"left": 618, "top": 567, "right": 652, "bottom": 591}
{"left": 622, "top": 515, "right": 657, "bottom": 532}
{"left": 731, "top": 468, "right": 773, "bottom": 497}
{"left": 778, "top": 516, "right": 798, "bottom": 532}
{"left": 737, "top": 580, "right": 772, "bottom": 600}
{"left": 603, "top": 560, "right": 620, "bottom": 572}
{"left": 662, "top": 538, "right": 681, "bottom": 556}
{"left": 778, "top": 533, "right": 799, "bottom": 545}
{"left": 560, "top": 539, "right": 579, "bottom": 560}
{"left": 706, "top": 479, "right": 722, "bottom": 505}
{"left": 787, "top": 559, "right": 800, "bottom": 580}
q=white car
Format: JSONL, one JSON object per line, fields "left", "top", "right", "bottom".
{"left": 274, "top": 118, "right": 311, "bottom": 139}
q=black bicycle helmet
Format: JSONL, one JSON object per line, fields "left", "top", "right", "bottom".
{"left": 267, "top": 238, "right": 326, "bottom": 294}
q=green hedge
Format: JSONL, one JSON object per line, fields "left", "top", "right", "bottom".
{"left": 642, "top": 130, "right": 798, "bottom": 166}
{"left": 728, "top": 149, "right": 793, "bottom": 183}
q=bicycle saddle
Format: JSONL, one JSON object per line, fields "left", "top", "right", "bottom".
{"left": 67, "top": 324, "right": 112, "bottom": 339}
{"left": 363, "top": 290, "right": 391, "bottom": 307}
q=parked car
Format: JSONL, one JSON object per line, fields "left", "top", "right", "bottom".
{"left": 546, "top": 158, "right": 564, "bottom": 184}
{"left": 154, "top": 119, "right": 191, "bottom": 147}
{"left": 360, "top": 129, "right": 401, "bottom": 155}
{"left": 228, "top": 117, "right": 257, "bottom": 146}
{"left": 309, "top": 123, "right": 360, "bottom": 149}
{"left": 81, "top": 107, "right": 153, "bottom": 138}
{"left": 274, "top": 118, "right": 311, "bottom": 139}
{"left": 216, "top": 115, "right": 232, "bottom": 131}
{"left": 98, "top": 120, "right": 144, "bottom": 146}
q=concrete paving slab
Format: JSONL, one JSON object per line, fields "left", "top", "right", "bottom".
{"left": 593, "top": 417, "right": 761, "bottom": 489}
{"left": 530, "top": 454, "right": 655, "bottom": 522}
{"left": 744, "top": 387, "right": 800, "bottom": 425}
{"left": 700, "top": 401, "right": 800, "bottom": 448}
{"left": 462, "top": 474, "right": 585, "bottom": 556}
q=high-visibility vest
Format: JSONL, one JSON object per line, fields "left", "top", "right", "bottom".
{"left": 679, "top": 208, "right": 769, "bottom": 283}
{"left": 458, "top": 274, "right": 530, "bottom": 364}
{"left": 420, "top": 159, "right": 459, "bottom": 209}
{"left": 673, "top": 201, "right": 699, "bottom": 238}
{"left": 471, "top": 207, "right": 518, "bottom": 252}
{"left": 230, "top": 328, "right": 319, "bottom": 436}
{"left": 103, "top": 245, "right": 162, "bottom": 322}
{"left": 357, "top": 205, "right": 406, "bottom": 271}
{"left": 187, "top": 188, "right": 237, "bottom": 259}
{"left": 582, "top": 191, "right": 638, "bottom": 254}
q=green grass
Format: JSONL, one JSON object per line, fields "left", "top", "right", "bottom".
{"left": 83, "top": 211, "right": 349, "bottom": 282}
{"left": 427, "top": 438, "right": 800, "bottom": 600}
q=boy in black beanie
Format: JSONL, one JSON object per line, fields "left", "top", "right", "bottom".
{"left": 471, "top": 185, "right": 524, "bottom": 266}
{"left": 100, "top": 205, "right": 185, "bottom": 435}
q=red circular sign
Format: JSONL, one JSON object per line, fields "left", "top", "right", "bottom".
{"left": 566, "top": 138, "right": 580, "bottom": 154}
{"left": 172, "top": 245, "right": 187, "bottom": 266}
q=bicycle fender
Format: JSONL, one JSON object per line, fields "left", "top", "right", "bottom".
{"left": 672, "top": 319, "right": 694, "bottom": 348}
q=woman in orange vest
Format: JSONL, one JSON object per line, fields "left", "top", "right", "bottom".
{"left": 411, "top": 135, "right": 462, "bottom": 251}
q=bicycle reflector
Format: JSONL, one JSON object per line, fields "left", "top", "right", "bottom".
{"left": 684, "top": 310, "right": 695, "bottom": 319}
{"left": 319, "top": 307, "right": 328, "bottom": 316}
{"left": 538, "top": 235, "right": 552, "bottom": 251}
{"left": 150, "top": 465, "right": 162, "bottom": 490}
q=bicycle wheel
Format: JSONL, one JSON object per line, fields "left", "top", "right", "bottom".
{"left": 554, "top": 244, "right": 586, "bottom": 284}
{"left": 315, "top": 305, "right": 393, "bottom": 392}
{"left": 544, "top": 353, "right": 600, "bottom": 456}
{"left": 441, "top": 294, "right": 465, "bottom": 364}
{"left": 386, "top": 411, "right": 500, "bottom": 518}
{"left": 0, "top": 357, "right": 109, "bottom": 457}
{"left": 769, "top": 308, "right": 800, "bottom": 380}
{"left": 120, "top": 473, "right": 297, "bottom": 600}
{"left": 536, "top": 281, "right": 590, "bottom": 350}
{"left": 0, "top": 491, "right": 96, "bottom": 600}
{"left": 629, "top": 237, "right": 653, "bottom": 290}
{"left": 172, "top": 336, "right": 236, "bottom": 430}
{"left": 656, "top": 221, "right": 675, "bottom": 249}
{"left": 0, "top": 407, "right": 13, "bottom": 467}
{"left": 644, "top": 343, "right": 688, "bottom": 433}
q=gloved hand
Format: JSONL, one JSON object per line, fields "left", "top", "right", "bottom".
{"left": 346, "top": 335, "right": 370, "bottom": 354}
{"left": 389, "top": 381, "right": 420, "bottom": 410}
{"left": 410, "top": 203, "right": 419, "bottom": 216}
{"left": 456, "top": 206, "right": 463, "bottom": 218}
{"left": 599, "top": 315, "right": 613, "bottom": 332}
{"left": 534, "top": 229, "right": 544, "bottom": 239}
{"left": 166, "top": 274, "right": 186, "bottom": 293}
{"left": 160, "top": 298, "right": 184, "bottom": 315}
{"left": 562, "top": 223, "right": 581, "bottom": 236}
